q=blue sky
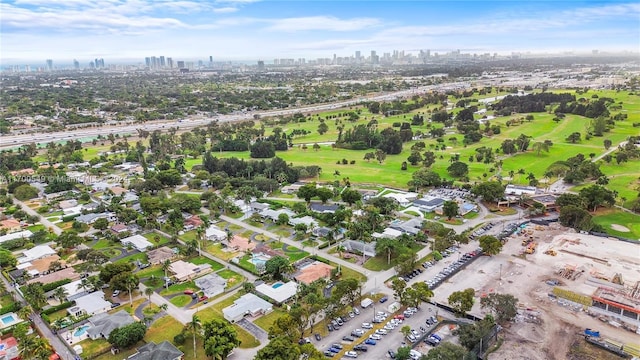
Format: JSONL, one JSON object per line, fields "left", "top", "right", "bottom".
{"left": 1, "top": 0, "right": 638, "bottom": 65}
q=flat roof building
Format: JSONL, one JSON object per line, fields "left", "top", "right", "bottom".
{"left": 223, "top": 293, "right": 273, "bottom": 323}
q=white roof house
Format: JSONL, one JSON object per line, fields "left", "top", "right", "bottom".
{"left": 289, "top": 216, "right": 318, "bottom": 230}
{"left": 169, "top": 260, "right": 213, "bottom": 282}
{"left": 223, "top": 293, "right": 273, "bottom": 323}
{"left": 67, "top": 291, "right": 111, "bottom": 317}
{"left": 63, "top": 205, "right": 83, "bottom": 216}
{"left": 382, "top": 192, "right": 417, "bottom": 207}
{"left": 505, "top": 184, "right": 537, "bottom": 196}
{"left": 121, "top": 234, "right": 153, "bottom": 252}
{"left": 0, "top": 230, "right": 32, "bottom": 244}
{"left": 256, "top": 281, "right": 298, "bottom": 304}
{"left": 194, "top": 273, "right": 227, "bottom": 298}
{"left": 205, "top": 225, "right": 227, "bottom": 241}
{"left": 18, "top": 245, "right": 55, "bottom": 264}
{"left": 58, "top": 279, "right": 88, "bottom": 301}
{"left": 372, "top": 228, "right": 403, "bottom": 239}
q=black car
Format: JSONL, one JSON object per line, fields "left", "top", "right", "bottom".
{"left": 388, "top": 349, "right": 397, "bottom": 359}
{"left": 379, "top": 296, "right": 388, "bottom": 303}
{"left": 327, "top": 324, "right": 334, "bottom": 332}
{"left": 353, "top": 344, "right": 368, "bottom": 352}
{"left": 323, "top": 350, "right": 335, "bottom": 357}
{"left": 110, "top": 302, "right": 120, "bottom": 308}
{"left": 342, "top": 336, "right": 354, "bottom": 342}
{"left": 315, "top": 333, "right": 322, "bottom": 341}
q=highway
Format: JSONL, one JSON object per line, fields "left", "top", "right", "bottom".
{"left": 0, "top": 82, "right": 470, "bottom": 150}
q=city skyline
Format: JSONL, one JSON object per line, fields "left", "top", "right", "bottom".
{"left": 1, "top": 0, "right": 639, "bottom": 65}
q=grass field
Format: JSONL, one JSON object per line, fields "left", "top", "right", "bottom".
{"left": 189, "top": 255, "right": 225, "bottom": 271}
{"left": 170, "top": 294, "right": 193, "bottom": 307}
{"left": 253, "top": 308, "right": 287, "bottom": 332}
{"left": 591, "top": 209, "right": 640, "bottom": 240}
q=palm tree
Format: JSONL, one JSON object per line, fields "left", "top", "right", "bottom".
{"left": 144, "top": 287, "right": 154, "bottom": 301}
{"left": 125, "top": 275, "right": 139, "bottom": 308}
{"left": 187, "top": 314, "right": 201, "bottom": 359}
{"left": 159, "top": 303, "right": 168, "bottom": 312}
{"left": 17, "top": 305, "right": 32, "bottom": 321}
{"left": 162, "top": 260, "right": 171, "bottom": 289}
{"left": 52, "top": 287, "right": 69, "bottom": 304}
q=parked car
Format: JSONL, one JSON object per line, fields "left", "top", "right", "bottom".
{"left": 112, "top": 290, "right": 120, "bottom": 297}
{"left": 353, "top": 307, "right": 360, "bottom": 315}
{"left": 110, "top": 302, "right": 120, "bottom": 308}
{"left": 327, "top": 324, "right": 334, "bottom": 332}
{"left": 199, "top": 295, "right": 208, "bottom": 302}
{"left": 369, "top": 334, "right": 382, "bottom": 340}
{"left": 331, "top": 344, "right": 343, "bottom": 350}
{"left": 375, "top": 329, "right": 387, "bottom": 335}
{"left": 406, "top": 334, "right": 417, "bottom": 343}
{"left": 410, "top": 329, "right": 420, "bottom": 337}
{"left": 361, "top": 322, "right": 373, "bottom": 329}
{"left": 328, "top": 347, "right": 340, "bottom": 353}
{"left": 388, "top": 350, "right": 397, "bottom": 359}
{"left": 335, "top": 318, "right": 344, "bottom": 326}
{"left": 344, "top": 351, "right": 358, "bottom": 358}
{"left": 315, "top": 333, "right": 321, "bottom": 341}
{"left": 364, "top": 338, "right": 377, "bottom": 345}
{"left": 323, "top": 350, "right": 335, "bottom": 357}
{"left": 353, "top": 344, "right": 368, "bottom": 352}
{"left": 191, "top": 293, "right": 198, "bottom": 299}
{"left": 342, "top": 336, "right": 354, "bottom": 342}
{"left": 379, "top": 296, "right": 388, "bottom": 303}
{"left": 183, "top": 290, "right": 194, "bottom": 295}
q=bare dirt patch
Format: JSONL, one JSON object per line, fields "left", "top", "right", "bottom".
{"left": 610, "top": 223, "right": 630, "bottom": 232}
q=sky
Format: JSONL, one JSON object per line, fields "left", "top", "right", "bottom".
{"left": 1, "top": 0, "right": 639, "bottom": 65}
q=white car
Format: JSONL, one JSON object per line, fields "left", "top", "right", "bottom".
{"left": 383, "top": 324, "right": 394, "bottom": 331}
{"left": 361, "top": 322, "right": 373, "bottom": 329}
{"left": 369, "top": 334, "right": 382, "bottom": 340}
{"left": 375, "top": 329, "right": 388, "bottom": 335}
{"left": 345, "top": 351, "right": 358, "bottom": 358}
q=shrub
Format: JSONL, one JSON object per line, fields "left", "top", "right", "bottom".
{"left": 432, "top": 251, "right": 443, "bottom": 261}
{"left": 0, "top": 302, "right": 21, "bottom": 315}
{"left": 173, "top": 332, "right": 186, "bottom": 345}
{"left": 42, "top": 279, "right": 72, "bottom": 292}
{"left": 41, "top": 301, "right": 74, "bottom": 315}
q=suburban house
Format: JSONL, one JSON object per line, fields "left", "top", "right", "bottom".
{"left": 312, "top": 227, "right": 344, "bottom": 240}
{"left": 205, "top": 225, "right": 227, "bottom": 241}
{"left": 255, "top": 281, "right": 298, "bottom": 304}
{"left": 0, "top": 336, "right": 19, "bottom": 360}
{"left": 0, "top": 230, "right": 32, "bottom": 245}
{"left": 341, "top": 240, "right": 377, "bottom": 257}
{"left": 382, "top": 192, "right": 418, "bottom": 207}
{"left": 280, "top": 182, "right": 306, "bottom": 194}
{"left": 259, "top": 208, "right": 296, "bottom": 222}
{"left": 26, "top": 267, "right": 80, "bottom": 285}
{"left": 56, "top": 279, "right": 88, "bottom": 301}
{"left": 169, "top": 260, "right": 212, "bottom": 282}
{"left": 309, "top": 203, "right": 339, "bottom": 214}
{"left": 413, "top": 197, "right": 445, "bottom": 212}
{"left": 194, "top": 273, "right": 228, "bottom": 298}
{"left": 127, "top": 341, "right": 183, "bottom": 360}
{"left": 0, "top": 219, "right": 22, "bottom": 233}
{"left": 294, "top": 261, "right": 334, "bottom": 285}
{"left": 222, "top": 293, "right": 273, "bottom": 323}
{"left": 183, "top": 215, "right": 203, "bottom": 231}
{"left": 58, "top": 199, "right": 78, "bottom": 210}
{"left": 67, "top": 291, "right": 111, "bottom": 317}
{"left": 108, "top": 186, "right": 127, "bottom": 196}
{"left": 356, "top": 189, "right": 379, "bottom": 200}
{"left": 147, "top": 246, "right": 176, "bottom": 265}
{"left": 18, "top": 245, "right": 56, "bottom": 264}
{"left": 250, "top": 202, "right": 269, "bottom": 213}
{"left": 86, "top": 311, "right": 135, "bottom": 340}
{"left": 390, "top": 218, "right": 423, "bottom": 236}
{"left": 289, "top": 216, "right": 318, "bottom": 230}
{"left": 110, "top": 223, "right": 130, "bottom": 234}
{"left": 121, "top": 234, "right": 153, "bottom": 252}
{"left": 372, "top": 228, "right": 403, "bottom": 240}
{"left": 121, "top": 192, "right": 139, "bottom": 203}
{"left": 75, "top": 212, "right": 116, "bottom": 225}
{"left": 223, "top": 235, "right": 255, "bottom": 252}
{"left": 18, "top": 254, "right": 64, "bottom": 276}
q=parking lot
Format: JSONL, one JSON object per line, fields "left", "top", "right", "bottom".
{"left": 313, "top": 300, "right": 452, "bottom": 359}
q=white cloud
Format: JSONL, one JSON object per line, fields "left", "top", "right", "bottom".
{"left": 212, "top": 7, "right": 238, "bottom": 14}
{"left": 266, "top": 16, "right": 381, "bottom": 32}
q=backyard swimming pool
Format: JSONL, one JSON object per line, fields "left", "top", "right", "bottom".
{"left": 272, "top": 282, "right": 284, "bottom": 289}
{"left": 1, "top": 315, "right": 15, "bottom": 325}
{"left": 73, "top": 325, "right": 90, "bottom": 337}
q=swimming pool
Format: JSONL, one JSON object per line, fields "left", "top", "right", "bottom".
{"left": 73, "top": 325, "right": 90, "bottom": 337}
{"left": 250, "top": 254, "right": 270, "bottom": 267}
{"left": 1, "top": 315, "right": 15, "bottom": 325}
{"left": 272, "top": 282, "right": 284, "bottom": 289}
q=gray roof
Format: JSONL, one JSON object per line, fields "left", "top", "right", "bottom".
{"left": 128, "top": 341, "right": 183, "bottom": 360}
{"left": 309, "top": 203, "right": 339, "bottom": 213}
{"left": 223, "top": 293, "right": 272, "bottom": 322}
{"left": 342, "top": 240, "right": 377, "bottom": 257}
{"left": 413, "top": 198, "right": 444, "bottom": 207}
{"left": 86, "top": 310, "right": 135, "bottom": 339}
{"left": 194, "top": 273, "right": 227, "bottom": 297}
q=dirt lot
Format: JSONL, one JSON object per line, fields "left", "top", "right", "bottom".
{"left": 430, "top": 222, "right": 640, "bottom": 359}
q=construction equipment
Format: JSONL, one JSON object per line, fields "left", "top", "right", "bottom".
{"left": 525, "top": 242, "right": 537, "bottom": 254}
{"left": 544, "top": 248, "right": 557, "bottom": 256}
{"left": 522, "top": 237, "right": 534, "bottom": 246}
{"left": 611, "top": 273, "right": 624, "bottom": 285}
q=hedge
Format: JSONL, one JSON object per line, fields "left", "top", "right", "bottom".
{"left": 317, "top": 241, "right": 331, "bottom": 250}
{"left": 0, "top": 302, "right": 21, "bottom": 315}
{"left": 310, "top": 255, "right": 331, "bottom": 265}
{"left": 41, "top": 301, "right": 74, "bottom": 315}
{"left": 42, "top": 278, "right": 72, "bottom": 292}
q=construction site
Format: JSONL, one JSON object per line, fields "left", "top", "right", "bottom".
{"left": 431, "top": 221, "right": 640, "bottom": 360}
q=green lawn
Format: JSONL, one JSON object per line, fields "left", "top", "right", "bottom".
{"left": 143, "top": 232, "right": 172, "bottom": 246}
{"left": 205, "top": 243, "right": 239, "bottom": 261}
{"left": 170, "top": 294, "right": 193, "bottom": 307}
{"left": 216, "top": 269, "right": 245, "bottom": 288}
{"left": 92, "top": 238, "right": 113, "bottom": 250}
{"left": 591, "top": 209, "right": 640, "bottom": 240}
{"left": 114, "top": 252, "right": 148, "bottom": 265}
{"left": 179, "top": 230, "right": 198, "bottom": 242}
{"left": 312, "top": 256, "right": 366, "bottom": 282}
{"left": 253, "top": 308, "right": 287, "bottom": 332}
{"left": 363, "top": 242, "right": 425, "bottom": 271}
{"left": 26, "top": 224, "right": 45, "bottom": 232}
{"left": 188, "top": 256, "right": 224, "bottom": 271}
{"left": 160, "top": 280, "right": 197, "bottom": 296}
{"left": 238, "top": 254, "right": 258, "bottom": 274}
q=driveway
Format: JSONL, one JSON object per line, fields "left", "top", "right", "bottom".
{"left": 238, "top": 318, "right": 268, "bottom": 342}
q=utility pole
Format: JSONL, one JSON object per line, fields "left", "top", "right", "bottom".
{"left": 499, "top": 263, "right": 502, "bottom": 280}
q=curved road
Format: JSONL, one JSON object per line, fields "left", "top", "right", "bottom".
{"left": 12, "top": 197, "right": 63, "bottom": 235}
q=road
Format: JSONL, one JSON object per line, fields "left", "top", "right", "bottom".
{"left": 0, "top": 273, "right": 76, "bottom": 360}
{"left": 12, "top": 197, "right": 63, "bottom": 235}
{"left": 0, "top": 82, "right": 472, "bottom": 150}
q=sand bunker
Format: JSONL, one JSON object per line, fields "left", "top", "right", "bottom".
{"left": 610, "top": 224, "right": 630, "bottom": 232}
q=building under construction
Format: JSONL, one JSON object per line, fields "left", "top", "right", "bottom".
{"left": 591, "top": 284, "right": 640, "bottom": 323}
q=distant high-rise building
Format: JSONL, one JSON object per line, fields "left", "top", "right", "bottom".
{"left": 25, "top": 65, "right": 31, "bottom": 72}
{"left": 370, "top": 50, "right": 378, "bottom": 64}
{"left": 209, "top": 55, "right": 213, "bottom": 64}
{"left": 177, "top": 61, "right": 185, "bottom": 69}
{"left": 145, "top": 57, "right": 151, "bottom": 68}
{"left": 73, "top": 59, "right": 80, "bottom": 70}
{"left": 46, "top": 59, "right": 53, "bottom": 71}
{"left": 89, "top": 61, "right": 95, "bottom": 69}
{"left": 167, "top": 57, "right": 173, "bottom": 68}
{"left": 160, "top": 56, "right": 166, "bottom": 67}
{"left": 257, "top": 60, "right": 265, "bottom": 70}
{"left": 150, "top": 56, "right": 158, "bottom": 69}
{"left": 355, "top": 51, "right": 361, "bottom": 61}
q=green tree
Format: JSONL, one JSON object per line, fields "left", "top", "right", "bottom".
{"left": 268, "top": 314, "right": 301, "bottom": 341}
{"left": 579, "top": 184, "right": 616, "bottom": 211}
{"left": 400, "top": 325, "right": 411, "bottom": 337}
{"left": 340, "top": 188, "right": 361, "bottom": 205}
{"left": 57, "top": 230, "right": 83, "bottom": 249}
{"left": 187, "top": 314, "right": 201, "bottom": 359}
{"left": 93, "top": 217, "right": 109, "bottom": 230}
{"left": 315, "top": 187, "right": 333, "bottom": 203}
{"left": 264, "top": 256, "right": 292, "bottom": 281}
{"left": 456, "top": 315, "right": 496, "bottom": 351}
{"left": 391, "top": 278, "right": 407, "bottom": 302}
{"left": 108, "top": 322, "right": 147, "bottom": 349}
{"left": 13, "top": 184, "right": 39, "bottom": 200}
{"left": 255, "top": 336, "right": 300, "bottom": 360}
{"left": 425, "top": 342, "right": 472, "bottom": 360}
{"left": 317, "top": 122, "right": 329, "bottom": 135}
{"left": 396, "top": 346, "right": 411, "bottom": 360}
{"left": 531, "top": 141, "right": 551, "bottom": 156}
{"left": 559, "top": 205, "right": 594, "bottom": 231}
{"left": 448, "top": 288, "right": 475, "bottom": 317}
{"left": 480, "top": 293, "right": 518, "bottom": 324}
{"left": 202, "top": 318, "right": 241, "bottom": 359}
{"left": 276, "top": 213, "right": 289, "bottom": 225}
{"left": 603, "top": 139, "right": 612, "bottom": 150}
{"left": 565, "top": 132, "right": 581, "bottom": 143}
{"left": 471, "top": 181, "right": 505, "bottom": 203}
{"left": 0, "top": 248, "right": 17, "bottom": 268}
{"left": 297, "top": 183, "right": 317, "bottom": 203}
{"left": 442, "top": 201, "right": 459, "bottom": 220}
{"left": 478, "top": 235, "right": 502, "bottom": 255}
{"left": 52, "top": 286, "right": 69, "bottom": 304}
{"left": 447, "top": 161, "right": 469, "bottom": 178}
{"left": 22, "top": 282, "right": 46, "bottom": 310}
